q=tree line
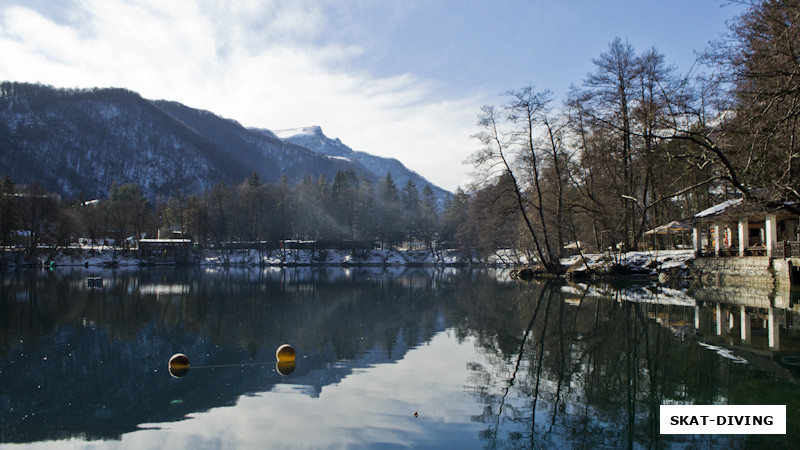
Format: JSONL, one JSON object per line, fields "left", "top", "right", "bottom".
{"left": 0, "top": 170, "right": 472, "bottom": 258}
{"left": 467, "top": 0, "right": 800, "bottom": 271}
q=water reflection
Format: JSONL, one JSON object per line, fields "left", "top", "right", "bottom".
{"left": 1, "top": 268, "right": 798, "bottom": 448}
{"left": 0, "top": 267, "right": 454, "bottom": 444}
{"left": 455, "top": 279, "right": 800, "bottom": 448}
{"left": 689, "top": 283, "right": 800, "bottom": 381}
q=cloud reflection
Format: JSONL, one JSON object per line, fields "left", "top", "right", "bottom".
{"left": 121, "top": 331, "right": 482, "bottom": 448}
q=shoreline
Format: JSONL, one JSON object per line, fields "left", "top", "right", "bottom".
{"left": 1, "top": 247, "right": 697, "bottom": 276}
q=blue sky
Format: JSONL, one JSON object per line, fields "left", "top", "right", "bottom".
{"left": 0, "top": 0, "right": 746, "bottom": 192}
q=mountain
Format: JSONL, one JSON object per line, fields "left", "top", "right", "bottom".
{"left": 272, "top": 126, "right": 450, "bottom": 201}
{"left": 0, "top": 82, "right": 449, "bottom": 201}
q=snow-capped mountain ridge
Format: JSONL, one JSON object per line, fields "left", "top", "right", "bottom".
{"left": 273, "top": 125, "right": 450, "bottom": 200}
{"left": 0, "top": 82, "right": 450, "bottom": 201}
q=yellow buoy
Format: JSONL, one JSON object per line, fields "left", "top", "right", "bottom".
{"left": 276, "top": 360, "right": 296, "bottom": 376}
{"left": 276, "top": 344, "right": 296, "bottom": 362}
{"left": 168, "top": 353, "right": 190, "bottom": 378}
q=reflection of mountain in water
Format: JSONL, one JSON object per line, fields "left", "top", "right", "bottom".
{"left": 284, "top": 341, "right": 412, "bottom": 398}
{"left": 0, "top": 267, "right": 447, "bottom": 443}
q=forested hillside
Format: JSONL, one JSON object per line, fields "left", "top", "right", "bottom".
{"left": 0, "top": 82, "right": 445, "bottom": 202}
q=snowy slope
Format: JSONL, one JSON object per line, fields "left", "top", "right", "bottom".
{"left": 0, "top": 84, "right": 379, "bottom": 200}
{"left": 0, "top": 82, "right": 451, "bottom": 202}
{"left": 271, "top": 126, "right": 451, "bottom": 200}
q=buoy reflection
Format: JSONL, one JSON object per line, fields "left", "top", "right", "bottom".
{"left": 168, "top": 353, "right": 190, "bottom": 378}
{"left": 276, "top": 360, "right": 296, "bottom": 376}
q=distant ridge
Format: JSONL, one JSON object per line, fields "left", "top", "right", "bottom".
{"left": 0, "top": 81, "right": 450, "bottom": 201}
{"left": 271, "top": 126, "right": 450, "bottom": 201}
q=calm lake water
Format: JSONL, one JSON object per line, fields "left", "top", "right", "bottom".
{"left": 1, "top": 267, "right": 799, "bottom": 449}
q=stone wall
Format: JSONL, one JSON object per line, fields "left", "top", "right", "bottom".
{"left": 687, "top": 281, "right": 775, "bottom": 308}
{"left": 688, "top": 256, "right": 783, "bottom": 288}
{"left": 772, "top": 258, "right": 797, "bottom": 288}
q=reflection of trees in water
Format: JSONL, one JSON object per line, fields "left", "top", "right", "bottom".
{"left": 3, "top": 269, "right": 798, "bottom": 446}
{"left": 0, "top": 267, "right": 448, "bottom": 362}
{"left": 452, "top": 277, "right": 749, "bottom": 449}
{"left": 0, "top": 267, "right": 452, "bottom": 443}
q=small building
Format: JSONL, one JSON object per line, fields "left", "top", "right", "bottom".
{"left": 643, "top": 221, "right": 693, "bottom": 250}
{"left": 691, "top": 198, "right": 800, "bottom": 259}
{"left": 690, "top": 198, "right": 800, "bottom": 287}
{"left": 138, "top": 239, "right": 193, "bottom": 264}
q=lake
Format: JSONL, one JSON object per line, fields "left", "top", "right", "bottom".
{"left": 1, "top": 267, "right": 798, "bottom": 448}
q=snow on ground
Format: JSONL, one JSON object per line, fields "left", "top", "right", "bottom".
{"left": 2, "top": 245, "right": 695, "bottom": 273}
{"left": 1, "top": 245, "right": 140, "bottom": 268}
{"left": 53, "top": 247, "right": 139, "bottom": 267}
{"left": 485, "top": 248, "right": 533, "bottom": 266}
{"left": 488, "top": 248, "right": 695, "bottom": 275}
{"left": 197, "top": 248, "right": 470, "bottom": 266}
{"left": 561, "top": 249, "right": 695, "bottom": 276}
{"left": 561, "top": 281, "right": 697, "bottom": 307}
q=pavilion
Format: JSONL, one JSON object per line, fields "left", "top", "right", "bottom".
{"left": 691, "top": 198, "right": 800, "bottom": 258}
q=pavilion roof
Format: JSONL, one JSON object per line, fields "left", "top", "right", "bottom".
{"left": 693, "top": 197, "right": 798, "bottom": 223}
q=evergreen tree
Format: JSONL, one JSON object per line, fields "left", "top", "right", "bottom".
{"left": 161, "top": 191, "right": 187, "bottom": 238}
{"left": 332, "top": 170, "right": 360, "bottom": 243}
{"left": 355, "top": 177, "right": 376, "bottom": 244}
{"left": 440, "top": 188, "right": 473, "bottom": 252}
{"left": 0, "top": 175, "right": 19, "bottom": 246}
{"left": 401, "top": 180, "right": 421, "bottom": 246}
{"left": 315, "top": 173, "right": 334, "bottom": 241}
{"left": 419, "top": 184, "right": 440, "bottom": 250}
{"left": 207, "top": 182, "right": 233, "bottom": 244}
{"left": 107, "top": 182, "right": 155, "bottom": 244}
{"left": 185, "top": 194, "right": 212, "bottom": 244}
{"left": 269, "top": 174, "right": 291, "bottom": 242}
{"left": 239, "top": 173, "right": 269, "bottom": 241}
{"left": 377, "top": 173, "right": 403, "bottom": 248}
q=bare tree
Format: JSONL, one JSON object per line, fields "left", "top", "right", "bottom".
{"left": 687, "top": 0, "right": 800, "bottom": 207}
{"left": 471, "top": 87, "right": 571, "bottom": 272}
{"left": 18, "top": 182, "right": 62, "bottom": 261}
{"left": 569, "top": 38, "right": 685, "bottom": 249}
{"left": 0, "top": 175, "right": 19, "bottom": 247}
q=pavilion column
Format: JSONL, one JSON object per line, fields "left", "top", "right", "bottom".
{"left": 768, "top": 306, "right": 780, "bottom": 349}
{"left": 766, "top": 214, "right": 777, "bottom": 258}
{"left": 740, "top": 306, "right": 751, "bottom": 344}
{"left": 692, "top": 227, "right": 701, "bottom": 256}
{"left": 738, "top": 220, "right": 748, "bottom": 257}
{"left": 716, "top": 303, "right": 723, "bottom": 336}
{"left": 694, "top": 303, "right": 701, "bottom": 329}
{"left": 714, "top": 223, "right": 722, "bottom": 257}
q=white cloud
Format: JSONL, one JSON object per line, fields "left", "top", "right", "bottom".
{"left": 0, "top": 0, "right": 479, "bottom": 191}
